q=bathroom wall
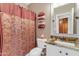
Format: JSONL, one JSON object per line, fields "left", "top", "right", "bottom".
{"left": 54, "top": 3, "right": 75, "bottom": 15}
{"left": 29, "top": 3, "right": 51, "bottom": 40}
{"left": 76, "top": 4, "right": 79, "bottom": 34}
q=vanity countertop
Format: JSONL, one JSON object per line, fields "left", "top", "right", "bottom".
{"left": 46, "top": 40, "right": 79, "bottom": 51}
{"left": 51, "top": 34, "right": 79, "bottom": 38}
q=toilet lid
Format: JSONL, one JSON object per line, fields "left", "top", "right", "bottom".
{"left": 29, "top": 47, "right": 43, "bottom": 56}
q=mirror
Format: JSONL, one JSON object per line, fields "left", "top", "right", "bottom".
{"left": 59, "top": 18, "right": 68, "bottom": 33}
{"left": 51, "top": 3, "right": 76, "bottom": 35}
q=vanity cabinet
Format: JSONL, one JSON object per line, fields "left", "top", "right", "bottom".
{"left": 47, "top": 44, "right": 79, "bottom": 56}
{"left": 47, "top": 44, "right": 63, "bottom": 56}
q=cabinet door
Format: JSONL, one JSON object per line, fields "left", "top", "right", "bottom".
{"left": 47, "top": 44, "right": 62, "bottom": 56}
{"left": 56, "top": 46, "right": 65, "bottom": 56}
{"left": 56, "top": 46, "right": 79, "bottom": 56}
{"left": 47, "top": 44, "right": 79, "bottom": 56}
{"left": 62, "top": 47, "right": 79, "bottom": 56}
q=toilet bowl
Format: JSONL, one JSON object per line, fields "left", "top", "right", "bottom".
{"left": 26, "top": 39, "right": 46, "bottom": 56}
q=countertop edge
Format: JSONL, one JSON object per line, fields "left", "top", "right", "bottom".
{"left": 45, "top": 41, "right": 79, "bottom": 51}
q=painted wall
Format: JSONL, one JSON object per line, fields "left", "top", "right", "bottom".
{"left": 29, "top": 3, "right": 51, "bottom": 40}
{"left": 76, "top": 4, "right": 79, "bottom": 34}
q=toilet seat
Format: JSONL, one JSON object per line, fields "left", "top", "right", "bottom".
{"left": 27, "top": 47, "right": 43, "bottom": 56}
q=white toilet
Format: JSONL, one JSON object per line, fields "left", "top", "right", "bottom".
{"left": 26, "top": 39, "right": 46, "bottom": 56}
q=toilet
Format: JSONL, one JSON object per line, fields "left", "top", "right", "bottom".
{"left": 26, "top": 39, "right": 46, "bottom": 56}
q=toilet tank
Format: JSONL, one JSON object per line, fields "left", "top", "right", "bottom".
{"left": 37, "top": 38, "right": 46, "bottom": 48}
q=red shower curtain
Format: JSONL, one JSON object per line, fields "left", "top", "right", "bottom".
{"left": 0, "top": 3, "right": 36, "bottom": 56}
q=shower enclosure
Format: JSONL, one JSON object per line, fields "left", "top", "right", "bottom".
{"left": 0, "top": 3, "right": 36, "bottom": 56}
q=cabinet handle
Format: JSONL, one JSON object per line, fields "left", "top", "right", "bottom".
{"left": 65, "top": 53, "right": 68, "bottom": 55}
{"left": 59, "top": 51, "right": 62, "bottom": 53}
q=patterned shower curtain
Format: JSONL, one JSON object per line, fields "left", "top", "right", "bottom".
{"left": 0, "top": 3, "right": 36, "bottom": 56}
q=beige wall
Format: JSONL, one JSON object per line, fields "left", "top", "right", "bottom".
{"left": 29, "top": 3, "right": 51, "bottom": 40}
{"left": 54, "top": 3, "right": 76, "bottom": 15}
